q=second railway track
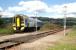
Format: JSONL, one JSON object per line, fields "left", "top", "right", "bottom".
{"left": 0, "top": 29, "right": 63, "bottom": 50}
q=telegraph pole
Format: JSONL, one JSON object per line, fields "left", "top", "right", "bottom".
{"left": 35, "top": 11, "right": 38, "bottom": 33}
{"left": 64, "top": 6, "right": 67, "bottom": 36}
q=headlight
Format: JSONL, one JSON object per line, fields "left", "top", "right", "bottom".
{"left": 13, "top": 27, "right": 16, "bottom": 30}
{"left": 21, "top": 27, "right": 25, "bottom": 30}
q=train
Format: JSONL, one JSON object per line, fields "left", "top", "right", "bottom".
{"left": 12, "top": 15, "right": 43, "bottom": 32}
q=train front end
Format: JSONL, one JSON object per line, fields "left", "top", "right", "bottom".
{"left": 12, "top": 15, "right": 25, "bottom": 32}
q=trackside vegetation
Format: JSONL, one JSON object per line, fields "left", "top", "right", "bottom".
{"left": 40, "top": 22, "right": 63, "bottom": 31}
{"left": 0, "top": 24, "right": 14, "bottom": 35}
{"left": 0, "top": 16, "right": 14, "bottom": 35}
{"left": 48, "top": 26, "right": 76, "bottom": 50}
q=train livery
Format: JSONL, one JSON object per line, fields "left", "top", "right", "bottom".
{"left": 12, "top": 15, "right": 43, "bottom": 32}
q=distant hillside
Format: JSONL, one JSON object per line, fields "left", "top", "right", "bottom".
{"left": 33, "top": 17, "right": 76, "bottom": 26}
{"left": 1, "top": 17, "right": 13, "bottom": 24}
{"left": 1, "top": 16, "right": 76, "bottom": 26}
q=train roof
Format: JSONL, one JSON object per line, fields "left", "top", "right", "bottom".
{"left": 28, "top": 17, "right": 43, "bottom": 22}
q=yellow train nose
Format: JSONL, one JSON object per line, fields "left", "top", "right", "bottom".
{"left": 13, "top": 23, "right": 25, "bottom": 31}
{"left": 13, "top": 16, "right": 26, "bottom": 32}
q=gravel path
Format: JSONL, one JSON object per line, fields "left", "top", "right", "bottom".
{"left": 0, "top": 30, "right": 51, "bottom": 42}
{"left": 7, "top": 29, "right": 71, "bottom": 50}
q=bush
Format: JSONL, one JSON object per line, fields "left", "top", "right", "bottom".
{"left": 0, "top": 24, "right": 14, "bottom": 35}
{"left": 40, "top": 22, "right": 63, "bottom": 31}
{"left": 72, "top": 25, "right": 76, "bottom": 30}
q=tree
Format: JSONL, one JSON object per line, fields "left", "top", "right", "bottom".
{"left": 0, "top": 18, "right": 4, "bottom": 25}
{"left": 0, "top": 12, "right": 4, "bottom": 25}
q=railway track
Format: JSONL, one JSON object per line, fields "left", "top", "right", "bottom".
{"left": 0, "top": 29, "right": 63, "bottom": 50}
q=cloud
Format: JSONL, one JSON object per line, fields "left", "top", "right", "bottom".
{"left": 6, "top": 0, "right": 49, "bottom": 13}
{"left": 6, "top": 1, "right": 57, "bottom": 16}
{"left": 66, "top": 2, "right": 76, "bottom": 14}
{"left": 0, "top": 7, "right": 3, "bottom": 11}
{"left": 1, "top": 11, "right": 14, "bottom": 17}
{"left": 7, "top": 6, "right": 24, "bottom": 12}
{"left": 19, "top": 1, "right": 49, "bottom": 12}
{"left": 48, "top": 2, "right": 76, "bottom": 18}
{"left": 5, "top": 0, "right": 50, "bottom": 17}
{"left": 2, "top": 1, "right": 76, "bottom": 18}
{"left": 0, "top": 7, "right": 14, "bottom": 17}
{"left": 0, "top": 7, "right": 3, "bottom": 16}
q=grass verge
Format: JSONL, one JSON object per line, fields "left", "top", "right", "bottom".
{"left": 0, "top": 24, "right": 14, "bottom": 35}
{"left": 48, "top": 27, "right": 76, "bottom": 50}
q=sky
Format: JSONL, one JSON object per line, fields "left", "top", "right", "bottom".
{"left": 0, "top": 0, "right": 76, "bottom": 18}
